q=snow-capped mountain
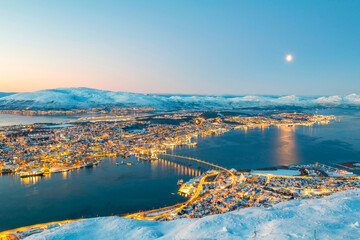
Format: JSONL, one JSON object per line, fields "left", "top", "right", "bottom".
{"left": 0, "top": 87, "right": 359, "bottom": 110}
{"left": 0, "top": 88, "right": 163, "bottom": 110}
{"left": 0, "top": 92, "right": 16, "bottom": 98}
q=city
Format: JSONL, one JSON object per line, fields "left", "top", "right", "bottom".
{"left": 1, "top": 1, "right": 360, "bottom": 239}
{"left": 0, "top": 111, "right": 336, "bottom": 178}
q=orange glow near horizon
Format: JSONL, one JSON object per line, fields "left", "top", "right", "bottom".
{"left": 275, "top": 126, "right": 298, "bottom": 166}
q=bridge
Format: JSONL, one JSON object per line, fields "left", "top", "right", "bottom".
{"left": 124, "top": 152, "right": 236, "bottom": 220}
{"left": 156, "top": 158, "right": 202, "bottom": 177}
{"left": 156, "top": 153, "right": 227, "bottom": 172}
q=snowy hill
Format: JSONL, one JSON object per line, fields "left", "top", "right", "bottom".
{"left": 0, "top": 92, "right": 16, "bottom": 98}
{"left": 0, "top": 88, "right": 162, "bottom": 110}
{"left": 27, "top": 189, "right": 360, "bottom": 240}
{"left": 0, "top": 87, "right": 359, "bottom": 110}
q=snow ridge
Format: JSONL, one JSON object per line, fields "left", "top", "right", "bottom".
{"left": 0, "top": 87, "right": 359, "bottom": 110}
{"left": 0, "top": 92, "right": 16, "bottom": 98}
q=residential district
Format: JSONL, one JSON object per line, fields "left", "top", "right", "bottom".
{"left": 124, "top": 162, "right": 359, "bottom": 221}
{"left": 155, "top": 164, "right": 359, "bottom": 221}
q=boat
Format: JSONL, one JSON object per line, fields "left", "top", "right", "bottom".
{"left": 177, "top": 179, "right": 184, "bottom": 186}
{"left": 137, "top": 155, "right": 157, "bottom": 161}
{"left": 187, "top": 142, "right": 197, "bottom": 146}
{"left": 85, "top": 162, "right": 94, "bottom": 168}
{"left": 20, "top": 169, "right": 44, "bottom": 178}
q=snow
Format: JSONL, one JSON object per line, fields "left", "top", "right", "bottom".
{"left": 251, "top": 169, "right": 301, "bottom": 176}
{"left": 313, "top": 94, "right": 360, "bottom": 106}
{"left": 0, "top": 88, "right": 162, "bottom": 110}
{"left": 0, "top": 88, "right": 359, "bottom": 110}
{"left": 26, "top": 189, "right": 360, "bottom": 240}
{"left": 42, "top": 124, "right": 75, "bottom": 128}
{"left": 327, "top": 172, "right": 356, "bottom": 177}
{"left": 0, "top": 92, "right": 16, "bottom": 98}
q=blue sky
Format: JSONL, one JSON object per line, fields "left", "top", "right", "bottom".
{"left": 0, "top": 1, "right": 359, "bottom": 95}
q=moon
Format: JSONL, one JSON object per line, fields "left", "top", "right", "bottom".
{"left": 286, "top": 54, "right": 293, "bottom": 62}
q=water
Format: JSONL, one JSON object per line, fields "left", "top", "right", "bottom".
{"left": 170, "top": 109, "right": 360, "bottom": 170}
{"left": 1, "top": 109, "right": 360, "bottom": 231}
{"left": 0, "top": 158, "right": 191, "bottom": 231}
{"left": 0, "top": 114, "right": 76, "bottom": 127}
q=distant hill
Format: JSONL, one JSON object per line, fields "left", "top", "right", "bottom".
{"left": 0, "top": 88, "right": 163, "bottom": 110}
{"left": 0, "top": 92, "right": 16, "bottom": 98}
{"left": 0, "top": 87, "right": 359, "bottom": 110}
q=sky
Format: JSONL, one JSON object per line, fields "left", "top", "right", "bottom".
{"left": 0, "top": 1, "right": 359, "bottom": 95}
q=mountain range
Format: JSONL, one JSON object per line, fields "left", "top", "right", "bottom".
{"left": 0, "top": 87, "right": 359, "bottom": 110}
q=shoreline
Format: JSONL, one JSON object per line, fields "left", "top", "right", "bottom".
{"left": 2, "top": 161, "right": 359, "bottom": 239}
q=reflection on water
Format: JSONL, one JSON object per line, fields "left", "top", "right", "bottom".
{"left": 20, "top": 176, "right": 42, "bottom": 185}
{"left": 1, "top": 157, "right": 190, "bottom": 231}
{"left": 44, "top": 174, "right": 51, "bottom": 181}
{"left": 18, "top": 157, "right": 200, "bottom": 187}
{"left": 275, "top": 126, "right": 298, "bottom": 166}
{"left": 155, "top": 159, "right": 202, "bottom": 177}
{"left": 62, "top": 171, "right": 69, "bottom": 180}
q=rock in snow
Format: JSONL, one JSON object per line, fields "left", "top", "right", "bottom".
{"left": 28, "top": 189, "right": 360, "bottom": 240}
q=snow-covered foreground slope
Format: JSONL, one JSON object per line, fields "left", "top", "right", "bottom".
{"left": 0, "top": 87, "right": 359, "bottom": 110}
{"left": 28, "top": 189, "right": 360, "bottom": 240}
